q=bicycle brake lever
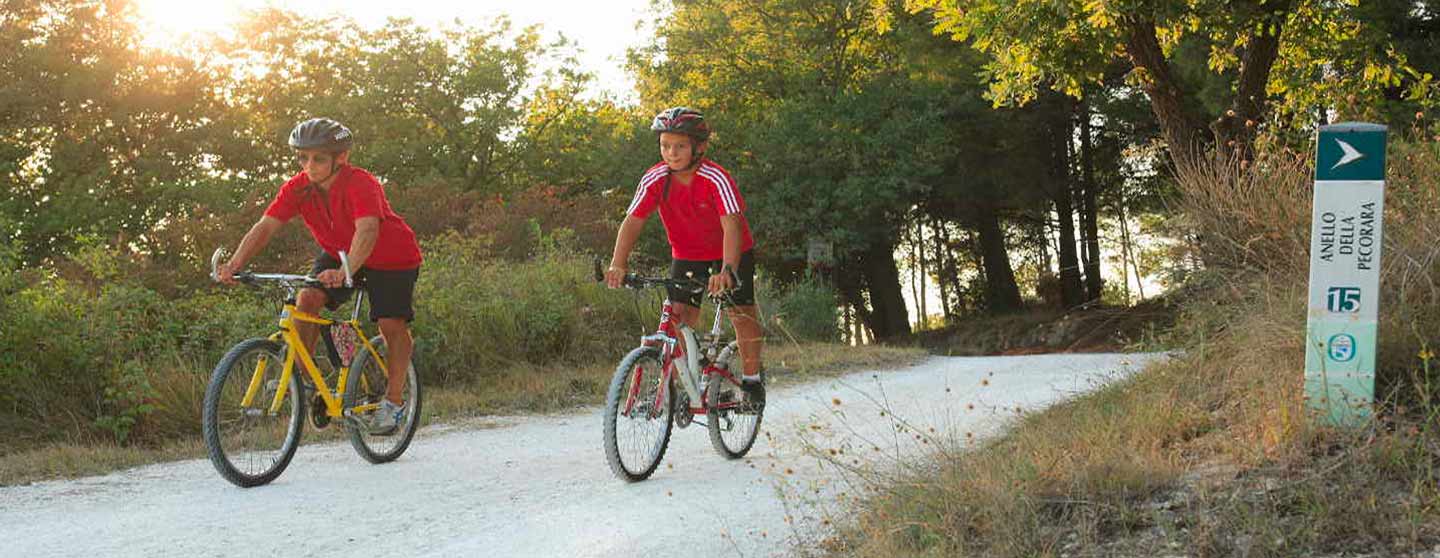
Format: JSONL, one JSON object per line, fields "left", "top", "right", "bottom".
{"left": 338, "top": 251, "right": 354, "bottom": 288}
{"left": 210, "top": 247, "right": 226, "bottom": 282}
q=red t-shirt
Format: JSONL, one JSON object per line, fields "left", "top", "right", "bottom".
{"left": 626, "top": 160, "right": 755, "bottom": 261}
{"left": 264, "top": 166, "right": 423, "bottom": 270}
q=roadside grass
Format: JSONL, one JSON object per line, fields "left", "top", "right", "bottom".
{"left": 912, "top": 297, "right": 1178, "bottom": 357}
{"left": 819, "top": 351, "right": 1203, "bottom": 557}
{"left": 821, "top": 137, "right": 1440, "bottom": 556}
{"left": 0, "top": 342, "right": 923, "bottom": 487}
{"left": 822, "top": 278, "right": 1440, "bottom": 557}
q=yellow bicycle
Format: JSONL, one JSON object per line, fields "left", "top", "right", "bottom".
{"left": 202, "top": 249, "right": 422, "bottom": 488}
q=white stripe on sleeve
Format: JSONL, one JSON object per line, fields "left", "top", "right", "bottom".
{"left": 627, "top": 168, "right": 667, "bottom": 215}
{"left": 698, "top": 166, "right": 740, "bottom": 214}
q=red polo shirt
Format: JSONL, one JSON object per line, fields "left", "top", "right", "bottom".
{"left": 626, "top": 160, "right": 755, "bottom": 261}
{"left": 264, "top": 166, "right": 423, "bottom": 270}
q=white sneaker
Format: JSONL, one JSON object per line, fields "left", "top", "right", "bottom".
{"left": 367, "top": 399, "right": 406, "bottom": 435}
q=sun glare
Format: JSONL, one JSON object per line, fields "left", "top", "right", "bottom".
{"left": 133, "top": 0, "right": 251, "bottom": 49}
{"left": 126, "top": 0, "right": 647, "bottom": 97}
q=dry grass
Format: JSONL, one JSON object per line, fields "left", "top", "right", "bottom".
{"left": 0, "top": 341, "right": 922, "bottom": 487}
{"left": 0, "top": 440, "right": 209, "bottom": 487}
{"left": 824, "top": 278, "right": 1440, "bottom": 557}
{"left": 823, "top": 137, "right": 1440, "bottom": 557}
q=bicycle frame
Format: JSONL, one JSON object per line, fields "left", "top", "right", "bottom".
{"left": 626, "top": 299, "right": 742, "bottom": 419}
{"left": 242, "top": 290, "right": 387, "bottom": 420}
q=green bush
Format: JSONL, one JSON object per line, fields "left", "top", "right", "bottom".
{"left": 0, "top": 270, "right": 183, "bottom": 446}
{"left": 0, "top": 222, "right": 744, "bottom": 451}
{"left": 764, "top": 274, "right": 840, "bottom": 342}
{"left": 413, "top": 232, "right": 647, "bottom": 385}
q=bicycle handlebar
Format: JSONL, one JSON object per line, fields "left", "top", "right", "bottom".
{"left": 211, "top": 247, "right": 358, "bottom": 290}
{"left": 231, "top": 271, "right": 328, "bottom": 289}
{"left": 592, "top": 257, "right": 743, "bottom": 299}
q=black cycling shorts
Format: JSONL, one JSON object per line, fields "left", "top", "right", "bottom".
{"left": 311, "top": 251, "right": 420, "bottom": 322}
{"left": 668, "top": 250, "right": 756, "bottom": 308}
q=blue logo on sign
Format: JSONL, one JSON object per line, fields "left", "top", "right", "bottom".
{"left": 1328, "top": 334, "right": 1357, "bottom": 362}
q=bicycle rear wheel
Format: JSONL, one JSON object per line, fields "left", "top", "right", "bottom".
{"left": 706, "top": 365, "right": 763, "bottom": 459}
{"left": 202, "top": 338, "right": 305, "bottom": 488}
{"left": 345, "top": 335, "right": 423, "bottom": 464}
{"left": 603, "top": 346, "right": 673, "bottom": 481}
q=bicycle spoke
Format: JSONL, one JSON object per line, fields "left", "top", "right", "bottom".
{"left": 605, "top": 349, "right": 673, "bottom": 480}
{"left": 204, "top": 339, "right": 302, "bottom": 487}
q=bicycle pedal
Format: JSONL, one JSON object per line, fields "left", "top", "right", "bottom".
{"left": 309, "top": 394, "right": 331, "bottom": 429}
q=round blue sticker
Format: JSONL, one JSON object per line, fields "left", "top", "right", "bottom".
{"left": 1327, "top": 334, "right": 1357, "bottom": 362}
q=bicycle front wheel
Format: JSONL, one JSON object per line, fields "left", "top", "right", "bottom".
{"left": 202, "top": 338, "right": 305, "bottom": 488}
{"left": 345, "top": 335, "right": 422, "bottom": 464}
{"left": 603, "top": 346, "right": 673, "bottom": 481}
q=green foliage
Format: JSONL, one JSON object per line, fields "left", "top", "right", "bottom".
{"left": 764, "top": 275, "right": 841, "bottom": 342}
{"left": 1, "top": 0, "right": 232, "bottom": 263}
{"left": 95, "top": 361, "right": 158, "bottom": 444}
{"left": 0, "top": 225, "right": 657, "bottom": 451}
{"left": 0, "top": 268, "right": 180, "bottom": 445}
{"left": 4, "top": 3, "right": 634, "bottom": 268}
{"left": 410, "top": 232, "right": 645, "bottom": 385}
{"left": 899, "top": 0, "right": 1438, "bottom": 135}
{"left": 207, "top": 11, "right": 594, "bottom": 193}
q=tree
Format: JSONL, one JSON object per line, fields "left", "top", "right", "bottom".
{"left": 896, "top": 0, "right": 1434, "bottom": 164}
{"left": 634, "top": 0, "right": 921, "bottom": 339}
{"left": 208, "top": 11, "right": 583, "bottom": 192}
{"left": 0, "top": 0, "right": 232, "bottom": 263}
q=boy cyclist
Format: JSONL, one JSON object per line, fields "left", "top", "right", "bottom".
{"left": 605, "top": 107, "right": 766, "bottom": 410}
{"left": 214, "top": 117, "right": 422, "bottom": 434}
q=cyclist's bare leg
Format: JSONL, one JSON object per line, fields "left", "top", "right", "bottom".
{"left": 726, "top": 305, "right": 764, "bottom": 376}
{"left": 672, "top": 302, "right": 703, "bottom": 330}
{"left": 377, "top": 317, "right": 412, "bottom": 406}
{"left": 296, "top": 287, "right": 328, "bottom": 361}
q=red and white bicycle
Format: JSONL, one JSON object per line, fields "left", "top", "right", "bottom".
{"left": 599, "top": 266, "right": 764, "bottom": 482}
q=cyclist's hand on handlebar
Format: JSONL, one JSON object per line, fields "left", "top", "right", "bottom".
{"left": 707, "top": 269, "right": 736, "bottom": 296}
{"left": 604, "top": 265, "right": 627, "bottom": 289}
{"left": 316, "top": 269, "right": 347, "bottom": 289}
{"left": 215, "top": 261, "right": 240, "bottom": 285}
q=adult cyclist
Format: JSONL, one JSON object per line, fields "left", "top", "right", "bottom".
{"left": 604, "top": 107, "right": 766, "bottom": 410}
{"left": 214, "top": 118, "right": 422, "bottom": 434}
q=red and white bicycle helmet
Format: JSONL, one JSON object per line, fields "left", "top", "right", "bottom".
{"left": 650, "top": 107, "right": 710, "bottom": 142}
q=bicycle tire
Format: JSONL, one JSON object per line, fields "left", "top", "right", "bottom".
{"left": 603, "top": 346, "right": 673, "bottom": 481}
{"left": 345, "top": 335, "right": 423, "bottom": 464}
{"left": 202, "top": 338, "right": 305, "bottom": 488}
{"left": 706, "top": 347, "right": 763, "bottom": 459}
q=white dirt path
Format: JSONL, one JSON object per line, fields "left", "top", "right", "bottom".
{"left": 1, "top": 353, "right": 1164, "bottom": 557}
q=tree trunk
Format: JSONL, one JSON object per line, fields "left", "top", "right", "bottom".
{"left": 1079, "top": 101, "right": 1103, "bottom": 303}
{"left": 1120, "top": 16, "right": 1211, "bottom": 166}
{"left": 1036, "top": 217, "right": 1052, "bottom": 280}
{"left": 976, "top": 207, "right": 1024, "bottom": 313}
{"left": 908, "top": 225, "right": 920, "bottom": 327}
{"left": 1210, "top": 0, "right": 1291, "bottom": 161}
{"left": 836, "top": 267, "right": 875, "bottom": 344}
{"left": 860, "top": 236, "right": 911, "bottom": 340}
{"left": 1047, "top": 95, "right": 1085, "bottom": 308}
{"left": 1122, "top": 1, "right": 1291, "bottom": 166}
{"left": 1055, "top": 195, "right": 1085, "bottom": 308}
{"left": 1118, "top": 187, "right": 1146, "bottom": 301}
{"left": 917, "top": 221, "right": 927, "bottom": 325}
{"left": 933, "top": 218, "right": 956, "bottom": 320}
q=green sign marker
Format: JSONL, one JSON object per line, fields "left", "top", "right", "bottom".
{"left": 1305, "top": 122, "right": 1386, "bottom": 426}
